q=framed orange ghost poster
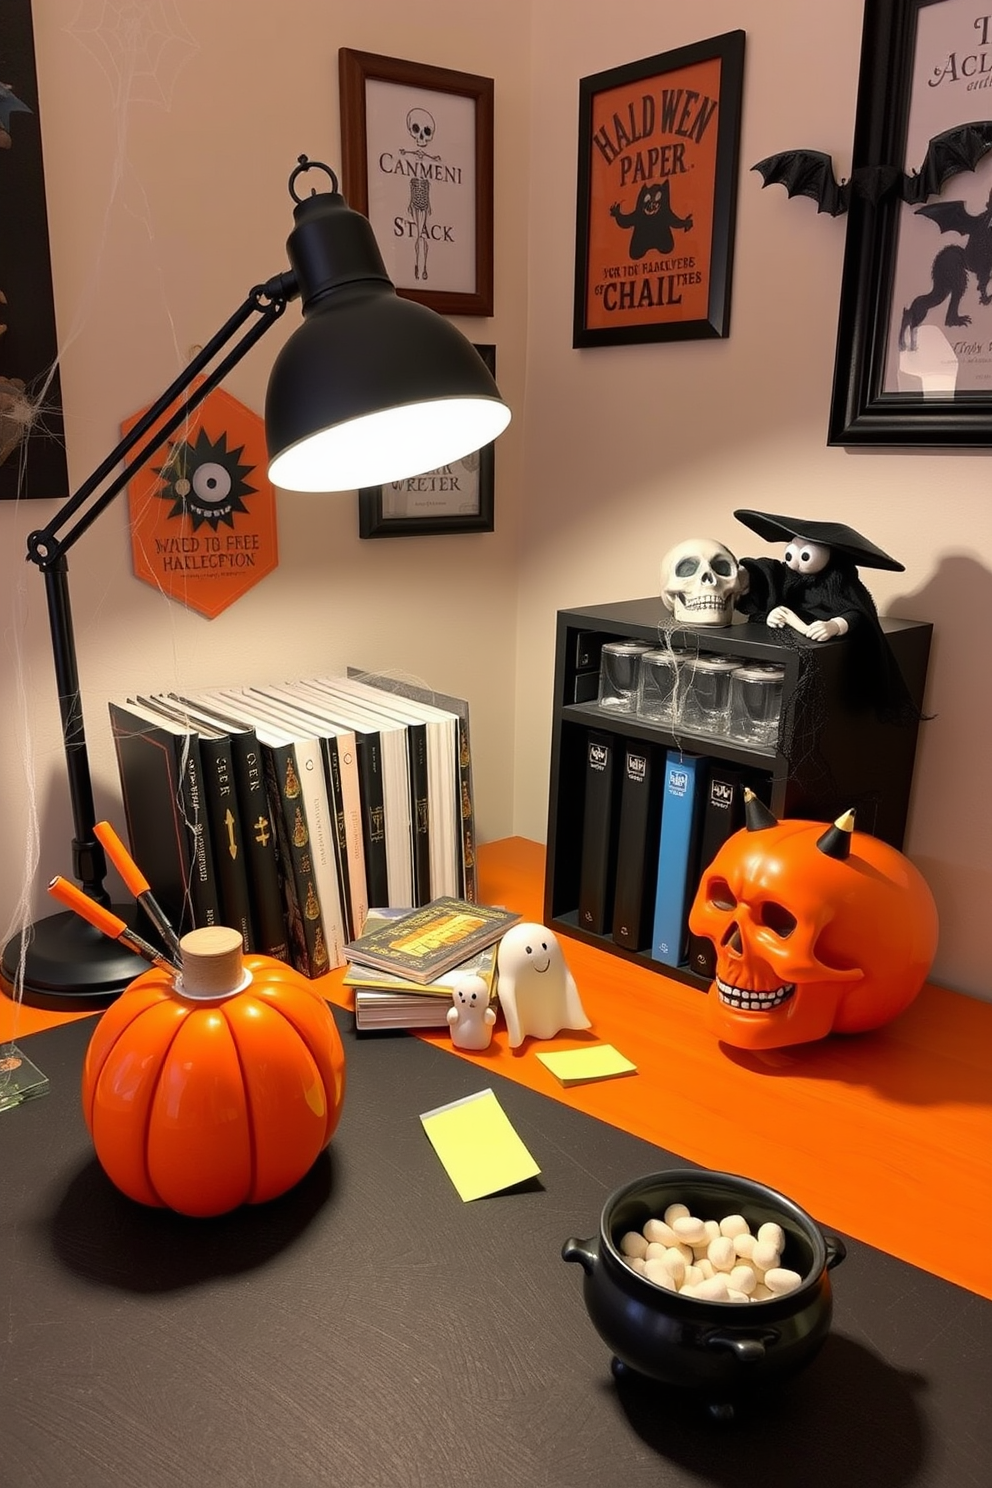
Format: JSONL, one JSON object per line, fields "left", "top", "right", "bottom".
{"left": 573, "top": 32, "right": 745, "bottom": 347}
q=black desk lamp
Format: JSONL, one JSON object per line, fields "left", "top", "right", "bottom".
{"left": 1, "top": 156, "right": 510, "bottom": 1012}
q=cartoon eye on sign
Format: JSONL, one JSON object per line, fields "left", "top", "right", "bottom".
{"left": 155, "top": 427, "right": 256, "bottom": 530}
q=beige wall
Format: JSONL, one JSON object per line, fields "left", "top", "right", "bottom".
{"left": 1, "top": 1, "right": 530, "bottom": 949}
{"left": 2, "top": 1, "right": 989, "bottom": 1000}
{"left": 517, "top": 0, "right": 991, "bottom": 1000}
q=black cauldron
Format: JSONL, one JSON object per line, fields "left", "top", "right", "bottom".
{"left": 563, "top": 1168, "right": 846, "bottom": 1418}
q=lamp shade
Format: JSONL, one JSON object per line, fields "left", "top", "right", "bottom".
{"left": 265, "top": 182, "right": 510, "bottom": 492}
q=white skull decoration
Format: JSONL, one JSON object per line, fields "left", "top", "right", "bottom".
{"left": 660, "top": 538, "right": 742, "bottom": 626}
{"left": 406, "top": 108, "right": 435, "bottom": 146}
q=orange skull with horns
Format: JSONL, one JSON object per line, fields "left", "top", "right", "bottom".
{"left": 688, "top": 792, "right": 938, "bottom": 1049}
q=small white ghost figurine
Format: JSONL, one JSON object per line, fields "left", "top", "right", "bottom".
{"left": 447, "top": 973, "right": 497, "bottom": 1051}
{"left": 496, "top": 922, "right": 590, "bottom": 1049}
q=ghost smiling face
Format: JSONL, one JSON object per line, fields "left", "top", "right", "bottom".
{"left": 496, "top": 923, "right": 590, "bottom": 1048}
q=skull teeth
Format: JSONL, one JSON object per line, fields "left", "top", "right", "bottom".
{"left": 716, "top": 977, "right": 795, "bottom": 1011}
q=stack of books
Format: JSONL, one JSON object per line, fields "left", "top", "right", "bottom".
{"left": 106, "top": 673, "right": 478, "bottom": 980}
{"left": 343, "top": 900, "right": 519, "bottom": 1032}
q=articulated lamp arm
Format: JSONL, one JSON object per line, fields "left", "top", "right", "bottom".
{"left": 23, "top": 273, "right": 295, "bottom": 908}
{"left": 26, "top": 274, "right": 295, "bottom": 571}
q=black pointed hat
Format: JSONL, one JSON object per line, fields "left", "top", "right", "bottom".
{"left": 734, "top": 509, "right": 904, "bottom": 572}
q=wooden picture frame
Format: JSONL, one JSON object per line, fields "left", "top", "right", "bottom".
{"left": 358, "top": 344, "right": 497, "bottom": 538}
{"left": 339, "top": 48, "right": 494, "bottom": 317}
{"left": 830, "top": 0, "right": 992, "bottom": 446}
{"left": 572, "top": 31, "right": 745, "bottom": 348}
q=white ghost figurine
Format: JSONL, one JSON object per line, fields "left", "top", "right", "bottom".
{"left": 447, "top": 973, "right": 497, "bottom": 1051}
{"left": 496, "top": 922, "right": 590, "bottom": 1049}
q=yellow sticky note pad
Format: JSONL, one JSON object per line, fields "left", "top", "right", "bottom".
{"left": 420, "top": 1088, "right": 541, "bottom": 1202}
{"left": 535, "top": 1045, "right": 637, "bottom": 1086}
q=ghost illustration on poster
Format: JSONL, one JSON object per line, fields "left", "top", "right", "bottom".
{"left": 496, "top": 923, "right": 591, "bottom": 1049}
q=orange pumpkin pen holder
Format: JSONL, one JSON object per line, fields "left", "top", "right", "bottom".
{"left": 81, "top": 926, "right": 346, "bottom": 1217}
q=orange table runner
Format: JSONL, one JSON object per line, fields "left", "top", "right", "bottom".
{"left": 5, "top": 836, "right": 990, "bottom": 1298}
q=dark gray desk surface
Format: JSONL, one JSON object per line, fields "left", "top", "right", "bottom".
{"left": 1, "top": 1011, "right": 989, "bottom": 1488}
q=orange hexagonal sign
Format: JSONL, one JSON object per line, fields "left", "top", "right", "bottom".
{"left": 124, "top": 380, "right": 278, "bottom": 618}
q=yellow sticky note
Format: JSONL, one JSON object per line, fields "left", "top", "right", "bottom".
{"left": 420, "top": 1088, "right": 541, "bottom": 1201}
{"left": 535, "top": 1045, "right": 637, "bottom": 1086}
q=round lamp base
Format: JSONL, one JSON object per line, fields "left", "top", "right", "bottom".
{"left": 1, "top": 909, "right": 147, "bottom": 1011}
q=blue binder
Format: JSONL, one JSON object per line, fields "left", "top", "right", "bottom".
{"left": 651, "top": 750, "right": 707, "bottom": 968}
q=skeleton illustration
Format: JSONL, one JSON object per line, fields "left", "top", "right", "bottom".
{"left": 400, "top": 108, "right": 440, "bottom": 281}
{"left": 660, "top": 538, "right": 743, "bottom": 626}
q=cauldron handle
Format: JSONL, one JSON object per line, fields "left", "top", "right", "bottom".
{"left": 704, "top": 1329, "right": 779, "bottom": 1363}
{"left": 824, "top": 1234, "right": 847, "bottom": 1269}
{"left": 562, "top": 1236, "right": 599, "bottom": 1276}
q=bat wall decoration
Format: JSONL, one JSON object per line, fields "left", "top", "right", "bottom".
{"left": 752, "top": 120, "right": 992, "bottom": 217}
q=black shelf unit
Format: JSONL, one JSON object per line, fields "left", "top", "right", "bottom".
{"left": 544, "top": 597, "right": 932, "bottom": 991}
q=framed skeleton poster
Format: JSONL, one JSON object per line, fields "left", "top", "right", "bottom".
{"left": 339, "top": 49, "right": 494, "bottom": 316}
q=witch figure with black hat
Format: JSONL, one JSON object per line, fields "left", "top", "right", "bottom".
{"left": 733, "top": 509, "right": 922, "bottom": 723}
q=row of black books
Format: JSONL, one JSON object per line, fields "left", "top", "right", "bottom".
{"left": 107, "top": 673, "right": 477, "bottom": 979}
{"left": 577, "top": 728, "right": 768, "bottom": 978}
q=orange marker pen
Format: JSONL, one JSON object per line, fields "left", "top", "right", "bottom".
{"left": 93, "top": 820, "right": 182, "bottom": 960}
{"left": 48, "top": 876, "right": 180, "bottom": 974}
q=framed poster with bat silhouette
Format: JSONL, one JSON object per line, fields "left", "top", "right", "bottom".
{"left": 572, "top": 32, "right": 745, "bottom": 347}
{"left": 830, "top": 0, "right": 992, "bottom": 445}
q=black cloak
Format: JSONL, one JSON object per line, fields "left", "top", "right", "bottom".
{"left": 733, "top": 509, "right": 921, "bottom": 723}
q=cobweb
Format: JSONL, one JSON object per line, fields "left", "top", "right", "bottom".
{"left": 2, "top": 3, "right": 201, "bottom": 1018}
{"left": 648, "top": 617, "right": 835, "bottom": 820}
{"left": 66, "top": 0, "right": 199, "bottom": 112}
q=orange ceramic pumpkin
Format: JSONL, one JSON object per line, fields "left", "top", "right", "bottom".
{"left": 81, "top": 928, "right": 346, "bottom": 1217}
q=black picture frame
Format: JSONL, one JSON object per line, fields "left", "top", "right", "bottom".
{"left": 0, "top": 0, "right": 69, "bottom": 500}
{"left": 572, "top": 31, "right": 745, "bottom": 348}
{"left": 830, "top": 0, "right": 992, "bottom": 446}
{"left": 358, "top": 345, "right": 497, "bottom": 538}
{"left": 339, "top": 48, "right": 494, "bottom": 318}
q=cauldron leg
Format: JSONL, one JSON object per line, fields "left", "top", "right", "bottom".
{"left": 609, "top": 1356, "right": 653, "bottom": 1388}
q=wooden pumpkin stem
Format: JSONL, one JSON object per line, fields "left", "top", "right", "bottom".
{"left": 179, "top": 926, "right": 245, "bottom": 999}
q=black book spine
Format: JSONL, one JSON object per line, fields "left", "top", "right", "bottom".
{"left": 685, "top": 765, "right": 745, "bottom": 980}
{"left": 455, "top": 715, "right": 477, "bottom": 903}
{"left": 109, "top": 703, "right": 190, "bottom": 936}
{"left": 346, "top": 670, "right": 477, "bottom": 904}
{"left": 321, "top": 734, "right": 355, "bottom": 941}
{"left": 611, "top": 741, "right": 663, "bottom": 951}
{"left": 407, "top": 720, "right": 431, "bottom": 906}
{"left": 260, "top": 742, "right": 329, "bottom": 980}
{"left": 226, "top": 730, "right": 290, "bottom": 963}
{"left": 196, "top": 734, "right": 256, "bottom": 951}
{"left": 577, "top": 729, "right": 623, "bottom": 936}
{"left": 180, "top": 740, "right": 221, "bottom": 932}
{"left": 160, "top": 694, "right": 290, "bottom": 963}
{"left": 354, "top": 731, "right": 389, "bottom": 908}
